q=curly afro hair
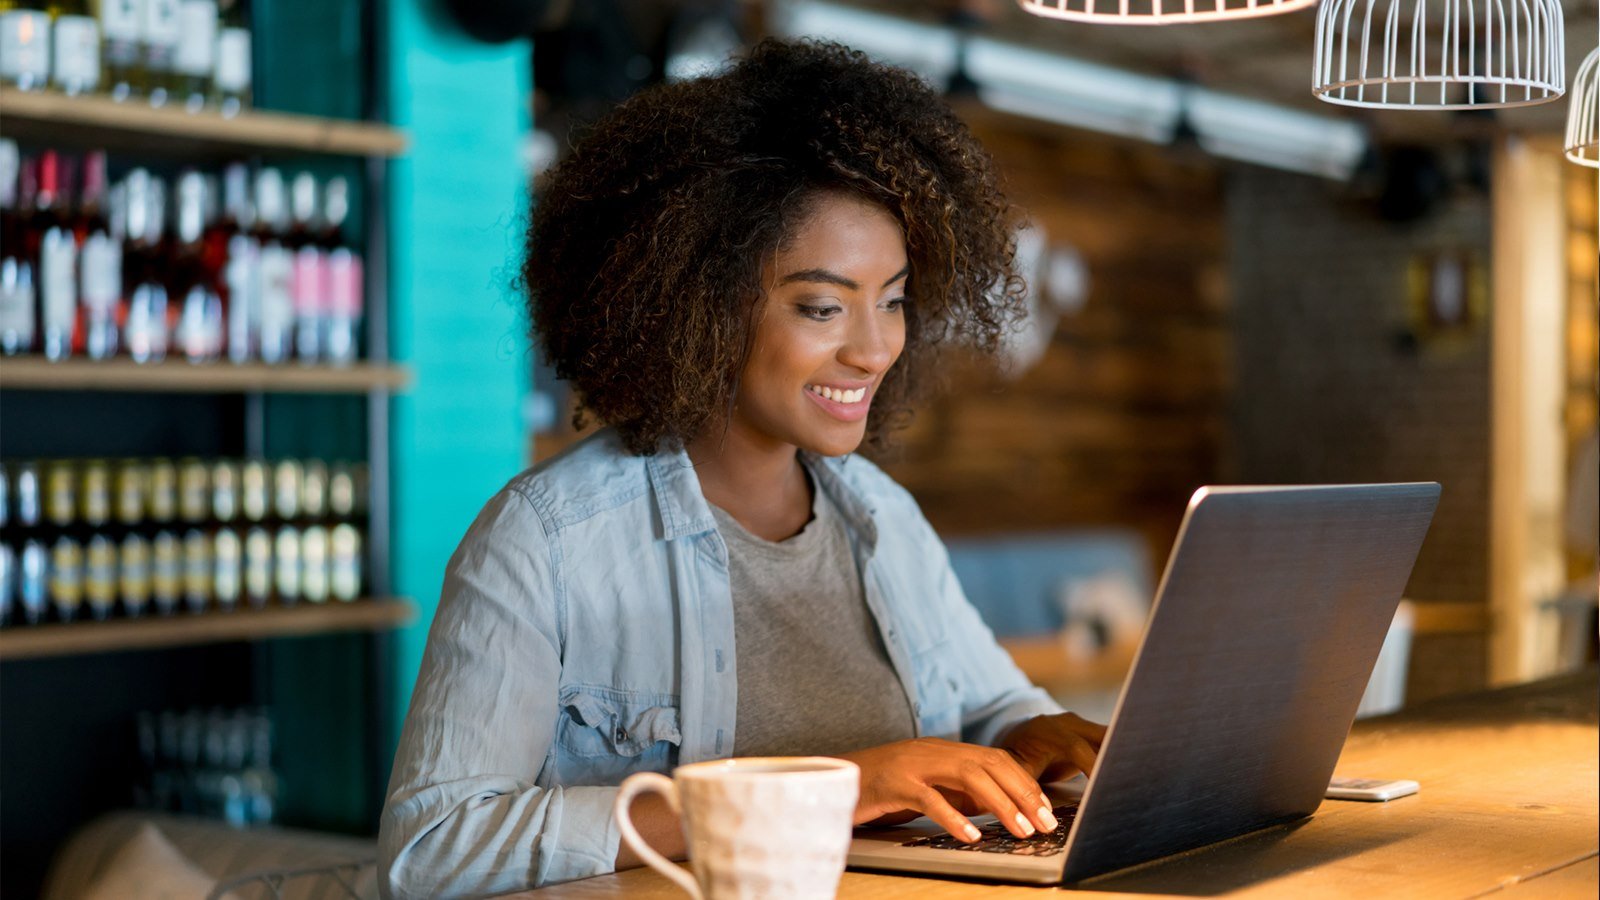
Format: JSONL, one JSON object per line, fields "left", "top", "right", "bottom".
{"left": 525, "top": 38, "right": 1025, "bottom": 456}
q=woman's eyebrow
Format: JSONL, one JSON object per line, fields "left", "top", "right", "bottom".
{"left": 777, "top": 264, "right": 911, "bottom": 290}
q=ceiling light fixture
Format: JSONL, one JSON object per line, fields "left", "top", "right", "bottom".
{"left": 1565, "top": 47, "right": 1600, "bottom": 167}
{"left": 1017, "top": 0, "right": 1319, "bottom": 26}
{"left": 1312, "top": 0, "right": 1566, "bottom": 110}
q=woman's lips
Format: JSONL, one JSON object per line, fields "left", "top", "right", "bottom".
{"left": 803, "top": 385, "right": 872, "bottom": 423}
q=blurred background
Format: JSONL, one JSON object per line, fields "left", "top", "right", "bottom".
{"left": 0, "top": 0, "right": 1595, "bottom": 896}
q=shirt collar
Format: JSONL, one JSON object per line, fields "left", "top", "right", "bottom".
{"left": 643, "top": 442, "right": 879, "bottom": 546}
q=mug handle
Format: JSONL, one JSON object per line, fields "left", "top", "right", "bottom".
{"left": 614, "top": 772, "right": 701, "bottom": 899}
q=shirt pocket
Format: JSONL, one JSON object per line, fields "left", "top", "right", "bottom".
{"left": 553, "top": 687, "right": 683, "bottom": 785}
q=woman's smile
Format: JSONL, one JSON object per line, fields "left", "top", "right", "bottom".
{"left": 803, "top": 380, "right": 876, "bottom": 422}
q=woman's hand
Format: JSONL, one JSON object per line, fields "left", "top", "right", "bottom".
{"left": 997, "top": 712, "right": 1108, "bottom": 785}
{"left": 836, "top": 737, "right": 1061, "bottom": 842}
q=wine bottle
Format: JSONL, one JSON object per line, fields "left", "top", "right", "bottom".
{"left": 170, "top": 0, "right": 210, "bottom": 111}
{"left": 49, "top": 0, "right": 100, "bottom": 96}
{"left": 0, "top": 140, "right": 36, "bottom": 355}
{"left": 210, "top": 0, "right": 246, "bottom": 115}
{"left": 218, "top": 163, "right": 257, "bottom": 362}
{"left": 321, "top": 176, "right": 362, "bottom": 365}
{"left": 252, "top": 168, "right": 291, "bottom": 364}
{"left": 288, "top": 172, "right": 322, "bottom": 362}
{"left": 172, "top": 170, "right": 221, "bottom": 362}
{"left": 36, "top": 150, "right": 79, "bottom": 361}
{"left": 96, "top": 0, "right": 141, "bottom": 100}
{"left": 77, "top": 151, "right": 121, "bottom": 359}
{"left": 0, "top": 1, "right": 52, "bottom": 91}
{"left": 139, "top": 0, "right": 177, "bottom": 105}
{"left": 123, "top": 169, "right": 169, "bottom": 363}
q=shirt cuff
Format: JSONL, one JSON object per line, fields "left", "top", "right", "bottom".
{"left": 539, "top": 784, "right": 626, "bottom": 885}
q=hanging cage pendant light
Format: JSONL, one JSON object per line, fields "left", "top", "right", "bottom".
{"left": 1313, "top": 0, "right": 1566, "bottom": 110}
{"left": 1566, "top": 48, "right": 1600, "bottom": 167}
{"left": 1018, "top": 0, "right": 1318, "bottom": 25}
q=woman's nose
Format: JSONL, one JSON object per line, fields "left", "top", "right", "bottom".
{"left": 839, "top": 311, "right": 896, "bottom": 374}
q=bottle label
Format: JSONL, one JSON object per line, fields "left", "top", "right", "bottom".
{"left": 152, "top": 532, "right": 181, "bottom": 605}
{"left": 86, "top": 538, "right": 118, "bottom": 611}
{"left": 330, "top": 524, "right": 362, "bottom": 601}
{"left": 245, "top": 528, "right": 272, "bottom": 602}
{"left": 143, "top": 0, "right": 182, "bottom": 47}
{"left": 120, "top": 536, "right": 152, "bottom": 610}
{"left": 293, "top": 246, "right": 325, "bottom": 315}
{"left": 127, "top": 283, "right": 169, "bottom": 362}
{"left": 51, "top": 16, "right": 101, "bottom": 90}
{"left": 215, "top": 27, "right": 250, "bottom": 93}
{"left": 178, "top": 459, "right": 209, "bottom": 522}
{"left": 0, "top": 258, "right": 37, "bottom": 348}
{"left": 174, "top": 0, "right": 217, "bottom": 76}
{"left": 50, "top": 540, "right": 85, "bottom": 613}
{"left": 258, "top": 245, "right": 294, "bottom": 360}
{"left": 214, "top": 529, "right": 241, "bottom": 604}
{"left": 301, "top": 527, "right": 329, "bottom": 603}
{"left": 100, "top": 0, "right": 143, "bottom": 42}
{"left": 45, "top": 465, "right": 77, "bottom": 526}
{"left": 80, "top": 233, "right": 122, "bottom": 314}
{"left": 183, "top": 529, "right": 212, "bottom": 606}
{"left": 41, "top": 229, "right": 79, "bottom": 336}
{"left": 326, "top": 249, "right": 364, "bottom": 317}
{"left": 117, "top": 464, "right": 147, "bottom": 524}
{"left": 274, "top": 528, "right": 300, "bottom": 601}
{"left": 0, "top": 12, "right": 50, "bottom": 82}
{"left": 226, "top": 235, "right": 259, "bottom": 362}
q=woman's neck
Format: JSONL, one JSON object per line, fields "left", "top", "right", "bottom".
{"left": 686, "top": 426, "right": 813, "bottom": 541}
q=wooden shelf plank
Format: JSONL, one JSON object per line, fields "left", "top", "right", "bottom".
{"left": 0, "top": 598, "right": 416, "bottom": 661}
{"left": 0, "top": 357, "right": 410, "bottom": 394}
{"left": 0, "top": 87, "right": 407, "bottom": 158}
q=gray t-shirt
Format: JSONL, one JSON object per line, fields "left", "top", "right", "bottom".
{"left": 711, "top": 471, "right": 918, "bottom": 757}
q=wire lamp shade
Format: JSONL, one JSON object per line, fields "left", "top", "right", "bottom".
{"left": 1017, "top": 0, "right": 1319, "bottom": 25}
{"left": 1566, "top": 48, "right": 1600, "bottom": 166}
{"left": 1313, "top": 0, "right": 1566, "bottom": 110}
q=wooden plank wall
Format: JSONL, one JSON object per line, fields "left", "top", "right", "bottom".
{"left": 876, "top": 108, "right": 1230, "bottom": 560}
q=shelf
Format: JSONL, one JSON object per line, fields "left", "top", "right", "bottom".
{"left": 0, "top": 357, "right": 410, "bottom": 394}
{"left": 0, "top": 87, "right": 407, "bottom": 159}
{"left": 0, "top": 597, "right": 416, "bottom": 661}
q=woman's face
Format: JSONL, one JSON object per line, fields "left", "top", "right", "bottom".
{"left": 730, "top": 191, "right": 909, "bottom": 458}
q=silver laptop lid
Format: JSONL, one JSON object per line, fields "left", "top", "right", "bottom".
{"left": 1059, "top": 483, "right": 1440, "bottom": 884}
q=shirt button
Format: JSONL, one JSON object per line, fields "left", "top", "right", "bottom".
{"left": 614, "top": 726, "right": 628, "bottom": 743}
{"left": 914, "top": 703, "right": 922, "bottom": 715}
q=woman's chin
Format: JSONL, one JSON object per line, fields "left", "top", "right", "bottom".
{"left": 799, "top": 424, "right": 869, "bottom": 458}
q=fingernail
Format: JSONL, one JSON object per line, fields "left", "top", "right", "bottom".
{"left": 1013, "top": 812, "right": 1036, "bottom": 836}
{"left": 1039, "top": 807, "right": 1059, "bottom": 832}
{"left": 962, "top": 823, "right": 981, "bottom": 842}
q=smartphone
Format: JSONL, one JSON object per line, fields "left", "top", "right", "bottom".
{"left": 1326, "top": 777, "right": 1420, "bottom": 801}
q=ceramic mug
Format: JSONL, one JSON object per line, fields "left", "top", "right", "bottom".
{"left": 613, "top": 756, "right": 860, "bottom": 899}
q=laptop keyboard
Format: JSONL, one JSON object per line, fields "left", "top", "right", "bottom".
{"left": 900, "top": 803, "right": 1079, "bottom": 857}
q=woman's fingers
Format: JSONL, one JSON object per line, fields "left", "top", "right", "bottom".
{"left": 913, "top": 786, "right": 982, "bottom": 843}
{"left": 980, "top": 749, "right": 1057, "bottom": 833}
{"left": 942, "top": 762, "right": 1036, "bottom": 839}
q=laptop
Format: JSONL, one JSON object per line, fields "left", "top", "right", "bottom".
{"left": 847, "top": 482, "right": 1441, "bottom": 885}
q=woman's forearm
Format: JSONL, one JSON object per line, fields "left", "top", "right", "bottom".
{"left": 615, "top": 790, "right": 688, "bottom": 869}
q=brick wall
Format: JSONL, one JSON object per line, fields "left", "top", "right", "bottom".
{"left": 1226, "top": 166, "right": 1493, "bottom": 702}
{"left": 880, "top": 110, "right": 1231, "bottom": 562}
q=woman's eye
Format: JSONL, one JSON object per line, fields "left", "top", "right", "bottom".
{"left": 798, "top": 304, "right": 841, "bottom": 321}
{"left": 883, "top": 297, "right": 908, "bottom": 312}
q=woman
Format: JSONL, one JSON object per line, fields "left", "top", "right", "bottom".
{"left": 379, "top": 39, "right": 1107, "bottom": 898}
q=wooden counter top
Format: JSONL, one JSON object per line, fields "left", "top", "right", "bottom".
{"left": 509, "top": 669, "right": 1598, "bottom": 899}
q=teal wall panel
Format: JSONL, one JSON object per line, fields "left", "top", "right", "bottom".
{"left": 384, "top": 1, "right": 534, "bottom": 751}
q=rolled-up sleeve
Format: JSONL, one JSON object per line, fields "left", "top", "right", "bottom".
{"left": 378, "top": 487, "right": 623, "bottom": 898}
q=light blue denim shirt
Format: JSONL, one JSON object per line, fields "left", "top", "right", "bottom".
{"left": 378, "top": 429, "right": 1061, "bottom": 898}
